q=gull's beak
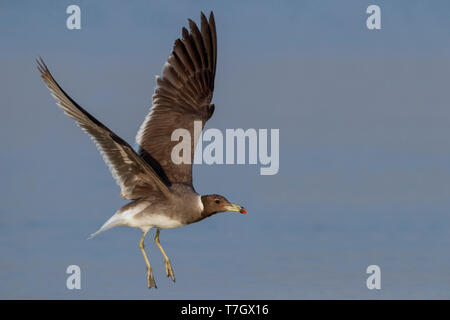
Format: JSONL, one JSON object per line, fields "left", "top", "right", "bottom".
{"left": 224, "top": 204, "right": 248, "bottom": 214}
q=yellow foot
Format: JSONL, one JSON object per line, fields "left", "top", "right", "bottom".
{"left": 147, "top": 268, "right": 157, "bottom": 289}
{"left": 165, "top": 259, "right": 176, "bottom": 282}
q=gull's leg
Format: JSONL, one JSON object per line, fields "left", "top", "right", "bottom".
{"left": 139, "top": 230, "right": 157, "bottom": 289}
{"left": 154, "top": 228, "right": 175, "bottom": 282}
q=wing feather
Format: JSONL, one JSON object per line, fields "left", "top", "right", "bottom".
{"left": 136, "top": 12, "right": 217, "bottom": 185}
{"left": 37, "top": 58, "right": 172, "bottom": 199}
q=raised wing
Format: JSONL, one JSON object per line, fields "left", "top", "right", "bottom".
{"left": 136, "top": 11, "right": 217, "bottom": 185}
{"left": 37, "top": 58, "right": 172, "bottom": 200}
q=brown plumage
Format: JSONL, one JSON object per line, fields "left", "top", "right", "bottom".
{"left": 37, "top": 11, "right": 247, "bottom": 289}
{"left": 136, "top": 12, "right": 217, "bottom": 185}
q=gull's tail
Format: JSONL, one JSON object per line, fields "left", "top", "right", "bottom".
{"left": 87, "top": 214, "right": 123, "bottom": 240}
{"left": 87, "top": 199, "right": 150, "bottom": 239}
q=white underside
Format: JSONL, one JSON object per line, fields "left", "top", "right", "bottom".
{"left": 88, "top": 196, "right": 203, "bottom": 239}
{"left": 129, "top": 214, "right": 185, "bottom": 229}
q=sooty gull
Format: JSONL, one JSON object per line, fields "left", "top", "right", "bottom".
{"left": 37, "top": 11, "right": 247, "bottom": 289}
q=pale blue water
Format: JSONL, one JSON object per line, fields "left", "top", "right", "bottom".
{"left": 1, "top": 0, "right": 450, "bottom": 299}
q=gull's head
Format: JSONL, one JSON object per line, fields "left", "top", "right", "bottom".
{"left": 201, "top": 194, "right": 247, "bottom": 217}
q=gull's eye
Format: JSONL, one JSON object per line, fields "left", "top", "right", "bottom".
{"left": 215, "top": 199, "right": 220, "bottom": 204}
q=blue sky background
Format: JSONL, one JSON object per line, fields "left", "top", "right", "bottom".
{"left": 1, "top": 0, "right": 450, "bottom": 298}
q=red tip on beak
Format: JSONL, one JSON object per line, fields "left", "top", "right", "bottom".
{"left": 240, "top": 208, "right": 247, "bottom": 214}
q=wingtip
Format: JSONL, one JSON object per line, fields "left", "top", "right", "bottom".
{"left": 185, "top": 12, "right": 214, "bottom": 37}
{"left": 181, "top": 26, "right": 189, "bottom": 39}
{"left": 200, "top": 12, "right": 208, "bottom": 25}
{"left": 36, "top": 56, "right": 49, "bottom": 77}
{"left": 199, "top": 11, "right": 214, "bottom": 24}
{"left": 187, "top": 18, "right": 196, "bottom": 32}
{"left": 36, "top": 56, "right": 46, "bottom": 67}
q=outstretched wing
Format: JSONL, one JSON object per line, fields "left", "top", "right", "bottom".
{"left": 37, "top": 58, "right": 172, "bottom": 200}
{"left": 136, "top": 11, "right": 217, "bottom": 185}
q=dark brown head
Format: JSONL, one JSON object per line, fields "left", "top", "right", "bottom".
{"left": 200, "top": 194, "right": 247, "bottom": 218}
